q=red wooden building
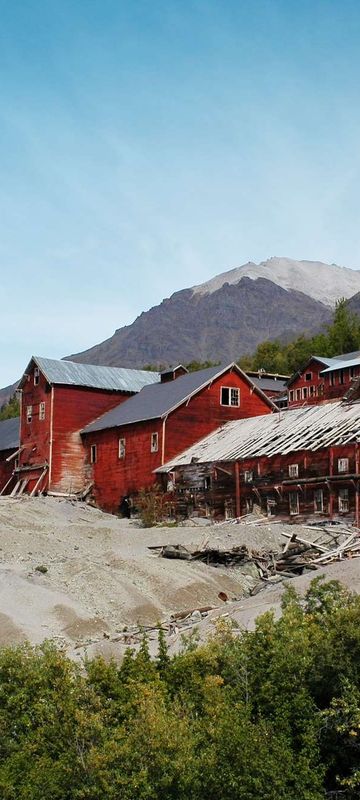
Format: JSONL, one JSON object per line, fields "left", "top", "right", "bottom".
{"left": 288, "top": 350, "right": 360, "bottom": 407}
{"left": 0, "top": 417, "right": 20, "bottom": 495}
{"left": 15, "top": 356, "right": 160, "bottom": 496}
{"left": 157, "top": 400, "right": 360, "bottom": 524}
{"left": 82, "top": 363, "right": 275, "bottom": 513}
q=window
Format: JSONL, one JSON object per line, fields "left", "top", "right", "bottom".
{"left": 26, "top": 405, "right": 32, "bottom": 424}
{"left": 34, "top": 368, "right": 40, "bottom": 386}
{"left": 288, "top": 464, "right": 299, "bottom": 478}
{"left": 338, "top": 458, "right": 349, "bottom": 474}
{"left": 339, "top": 370, "right": 345, "bottom": 385}
{"left": 220, "top": 386, "right": 240, "bottom": 407}
{"left": 118, "top": 438, "right": 126, "bottom": 459}
{"left": 289, "top": 491, "right": 299, "bottom": 515}
{"left": 90, "top": 445, "right": 97, "bottom": 464}
{"left": 289, "top": 390, "right": 295, "bottom": 402}
{"left": 318, "top": 383, "right": 324, "bottom": 396}
{"left": 39, "top": 402, "right": 45, "bottom": 421}
{"left": 329, "top": 372, "right": 335, "bottom": 386}
{"left": 302, "top": 387, "right": 308, "bottom": 399}
{"left": 296, "top": 388, "right": 301, "bottom": 401}
{"left": 314, "top": 488, "right": 324, "bottom": 513}
{"left": 151, "top": 432, "right": 158, "bottom": 453}
{"left": 305, "top": 372, "right": 312, "bottom": 381}
{"left": 244, "top": 470, "right": 253, "bottom": 483}
{"left": 338, "top": 487, "right": 349, "bottom": 513}
{"left": 309, "top": 385, "right": 315, "bottom": 397}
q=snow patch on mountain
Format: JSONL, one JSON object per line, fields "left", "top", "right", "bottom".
{"left": 191, "top": 257, "right": 360, "bottom": 307}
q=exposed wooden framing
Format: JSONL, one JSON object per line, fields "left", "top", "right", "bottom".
{"left": 5, "top": 445, "right": 25, "bottom": 463}
{"left": 30, "top": 467, "right": 48, "bottom": 497}
{"left": 235, "top": 462, "right": 241, "bottom": 518}
{"left": 0, "top": 472, "right": 15, "bottom": 496}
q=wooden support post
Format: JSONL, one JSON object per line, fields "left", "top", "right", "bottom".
{"left": 355, "top": 443, "right": 359, "bottom": 528}
{"left": 329, "top": 447, "right": 334, "bottom": 520}
{"left": 235, "top": 462, "right": 241, "bottom": 518}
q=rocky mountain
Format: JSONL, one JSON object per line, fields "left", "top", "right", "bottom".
{"left": 69, "top": 269, "right": 334, "bottom": 368}
{"left": 192, "top": 256, "right": 360, "bottom": 307}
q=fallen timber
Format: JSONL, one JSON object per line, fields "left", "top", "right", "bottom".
{"left": 153, "top": 526, "right": 360, "bottom": 583}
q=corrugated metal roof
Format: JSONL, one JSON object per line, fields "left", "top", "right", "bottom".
{"left": 22, "top": 357, "right": 160, "bottom": 393}
{"left": 156, "top": 400, "right": 360, "bottom": 471}
{"left": 0, "top": 417, "right": 20, "bottom": 452}
{"left": 82, "top": 363, "right": 275, "bottom": 434}
{"left": 250, "top": 376, "right": 287, "bottom": 393}
{"left": 321, "top": 355, "right": 360, "bottom": 374}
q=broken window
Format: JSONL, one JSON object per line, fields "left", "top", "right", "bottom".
{"left": 39, "top": 402, "right": 45, "bottom": 421}
{"left": 288, "top": 464, "right": 299, "bottom": 478}
{"left": 338, "top": 458, "right": 349, "bottom": 473}
{"left": 34, "top": 368, "right": 40, "bottom": 386}
{"left": 338, "top": 487, "right": 349, "bottom": 513}
{"left": 244, "top": 470, "right": 253, "bottom": 483}
{"left": 26, "top": 405, "right": 32, "bottom": 424}
{"left": 302, "top": 387, "right": 308, "bottom": 399}
{"left": 289, "top": 491, "right": 299, "bottom": 515}
{"left": 339, "top": 370, "right": 345, "bottom": 385}
{"left": 296, "top": 389, "right": 301, "bottom": 401}
{"left": 329, "top": 373, "right": 335, "bottom": 386}
{"left": 289, "top": 390, "right": 295, "bottom": 401}
{"left": 309, "top": 385, "right": 315, "bottom": 397}
{"left": 220, "top": 387, "right": 240, "bottom": 407}
{"left": 118, "top": 438, "right": 126, "bottom": 459}
{"left": 305, "top": 372, "right": 312, "bottom": 381}
{"left": 245, "top": 497, "right": 253, "bottom": 513}
{"left": 151, "top": 432, "right": 158, "bottom": 453}
{"left": 90, "top": 444, "right": 97, "bottom": 464}
{"left": 314, "top": 488, "right": 324, "bottom": 513}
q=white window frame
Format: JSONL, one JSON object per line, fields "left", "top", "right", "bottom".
{"left": 39, "top": 401, "right": 46, "bottom": 421}
{"left": 305, "top": 372, "right": 312, "bottom": 382}
{"left": 90, "top": 444, "right": 97, "bottom": 464}
{"left": 309, "top": 385, "right": 315, "bottom": 397}
{"left": 118, "top": 438, "right": 126, "bottom": 459}
{"left": 296, "top": 388, "right": 301, "bottom": 401}
{"left": 150, "top": 432, "right": 159, "bottom": 453}
{"left": 220, "top": 386, "right": 240, "bottom": 407}
{"left": 313, "top": 488, "right": 324, "bottom": 513}
{"left": 26, "top": 405, "right": 32, "bottom": 424}
{"left": 302, "top": 387, "right": 308, "bottom": 399}
{"left": 288, "top": 463, "right": 299, "bottom": 478}
{"left": 289, "top": 491, "right": 299, "bottom": 516}
{"left": 338, "top": 487, "right": 349, "bottom": 513}
{"left": 244, "top": 470, "right": 253, "bottom": 483}
{"left": 34, "top": 367, "right": 40, "bottom": 386}
{"left": 338, "top": 458, "right": 349, "bottom": 474}
{"left": 289, "top": 390, "right": 295, "bottom": 402}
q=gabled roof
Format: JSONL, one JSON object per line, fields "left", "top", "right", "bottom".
{"left": 156, "top": 400, "right": 360, "bottom": 472}
{"left": 321, "top": 355, "right": 360, "bottom": 375}
{"left": 249, "top": 376, "right": 288, "bottom": 394}
{"left": 287, "top": 355, "right": 338, "bottom": 387}
{"left": 82, "top": 363, "right": 276, "bottom": 435}
{"left": 19, "top": 357, "right": 160, "bottom": 393}
{"left": 0, "top": 417, "right": 20, "bottom": 452}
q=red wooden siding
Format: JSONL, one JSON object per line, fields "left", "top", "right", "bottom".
{"left": 84, "top": 369, "right": 273, "bottom": 513}
{"left": 168, "top": 443, "right": 360, "bottom": 523}
{"left": 19, "top": 367, "right": 52, "bottom": 492}
{"left": 50, "top": 386, "right": 130, "bottom": 492}
{"left": 288, "top": 359, "right": 327, "bottom": 407}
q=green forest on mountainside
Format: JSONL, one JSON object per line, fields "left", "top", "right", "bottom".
{"left": 0, "top": 394, "right": 19, "bottom": 421}
{"left": 0, "top": 579, "right": 360, "bottom": 799}
{"left": 238, "top": 298, "right": 360, "bottom": 375}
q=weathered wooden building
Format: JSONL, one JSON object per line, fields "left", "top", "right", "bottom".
{"left": 15, "top": 356, "right": 160, "bottom": 496}
{"left": 157, "top": 400, "right": 360, "bottom": 524}
{"left": 82, "top": 363, "right": 275, "bottom": 513}
{"left": 288, "top": 351, "right": 360, "bottom": 407}
{"left": 0, "top": 417, "right": 20, "bottom": 495}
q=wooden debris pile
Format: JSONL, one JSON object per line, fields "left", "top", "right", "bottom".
{"left": 154, "top": 525, "right": 360, "bottom": 581}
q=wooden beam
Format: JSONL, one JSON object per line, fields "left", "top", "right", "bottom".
{"left": 235, "top": 462, "right": 241, "bottom": 518}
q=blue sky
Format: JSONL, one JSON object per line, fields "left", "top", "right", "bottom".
{"left": 1, "top": 0, "right": 360, "bottom": 386}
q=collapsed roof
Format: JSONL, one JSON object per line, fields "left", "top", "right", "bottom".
{"left": 156, "top": 400, "right": 360, "bottom": 472}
